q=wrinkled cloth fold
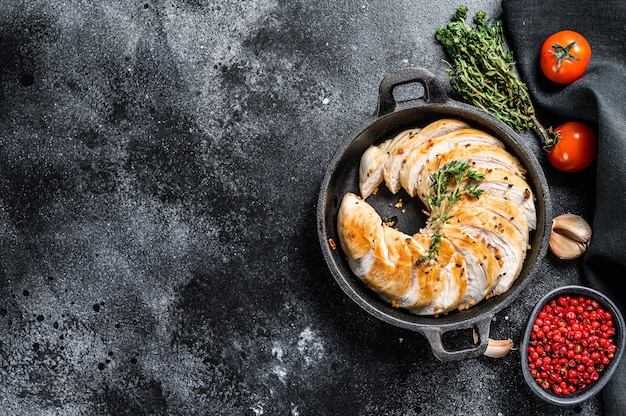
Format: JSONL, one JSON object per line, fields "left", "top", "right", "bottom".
{"left": 501, "top": 0, "right": 626, "bottom": 414}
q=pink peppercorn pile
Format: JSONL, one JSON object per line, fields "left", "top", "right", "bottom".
{"left": 527, "top": 294, "right": 617, "bottom": 395}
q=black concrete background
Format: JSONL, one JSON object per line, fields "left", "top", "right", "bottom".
{"left": 0, "top": 0, "right": 599, "bottom": 415}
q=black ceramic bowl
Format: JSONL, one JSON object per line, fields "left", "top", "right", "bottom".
{"left": 521, "top": 285, "right": 625, "bottom": 406}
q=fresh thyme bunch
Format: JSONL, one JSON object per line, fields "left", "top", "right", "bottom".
{"left": 435, "top": 5, "right": 550, "bottom": 143}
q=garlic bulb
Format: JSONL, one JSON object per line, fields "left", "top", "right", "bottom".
{"left": 549, "top": 214, "right": 592, "bottom": 260}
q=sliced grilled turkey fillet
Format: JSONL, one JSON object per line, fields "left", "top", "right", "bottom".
{"left": 452, "top": 193, "right": 529, "bottom": 240}
{"left": 343, "top": 120, "right": 537, "bottom": 315}
{"left": 381, "top": 128, "right": 422, "bottom": 194}
{"left": 413, "top": 140, "right": 537, "bottom": 230}
{"left": 473, "top": 168, "right": 537, "bottom": 231}
{"left": 359, "top": 139, "right": 394, "bottom": 199}
{"left": 447, "top": 207, "right": 527, "bottom": 295}
{"left": 338, "top": 193, "right": 416, "bottom": 300}
{"left": 405, "top": 232, "right": 467, "bottom": 315}
{"left": 441, "top": 225, "right": 501, "bottom": 309}
{"left": 414, "top": 142, "right": 526, "bottom": 203}
{"left": 337, "top": 193, "right": 468, "bottom": 314}
{"left": 358, "top": 128, "right": 422, "bottom": 198}
{"left": 402, "top": 128, "right": 506, "bottom": 198}
{"left": 359, "top": 119, "right": 470, "bottom": 198}
{"left": 379, "top": 233, "right": 443, "bottom": 310}
{"left": 423, "top": 142, "right": 527, "bottom": 183}
{"left": 337, "top": 192, "right": 386, "bottom": 260}
{"left": 382, "top": 119, "right": 470, "bottom": 194}
{"left": 350, "top": 227, "right": 416, "bottom": 300}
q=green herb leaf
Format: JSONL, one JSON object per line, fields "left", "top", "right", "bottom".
{"left": 423, "top": 159, "right": 485, "bottom": 260}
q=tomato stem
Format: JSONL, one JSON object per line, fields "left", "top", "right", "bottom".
{"left": 530, "top": 114, "right": 555, "bottom": 148}
{"left": 551, "top": 40, "right": 582, "bottom": 73}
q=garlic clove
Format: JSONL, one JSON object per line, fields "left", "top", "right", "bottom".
{"left": 473, "top": 330, "right": 515, "bottom": 358}
{"left": 549, "top": 229, "right": 587, "bottom": 260}
{"left": 484, "top": 338, "right": 515, "bottom": 358}
{"left": 551, "top": 213, "right": 592, "bottom": 244}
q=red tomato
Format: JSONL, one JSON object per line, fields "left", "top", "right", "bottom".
{"left": 546, "top": 121, "right": 597, "bottom": 172}
{"left": 540, "top": 30, "right": 591, "bottom": 84}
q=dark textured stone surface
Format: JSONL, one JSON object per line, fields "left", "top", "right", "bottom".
{"left": 0, "top": 0, "right": 600, "bottom": 415}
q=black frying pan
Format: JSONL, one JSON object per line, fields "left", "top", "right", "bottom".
{"left": 317, "top": 67, "right": 552, "bottom": 362}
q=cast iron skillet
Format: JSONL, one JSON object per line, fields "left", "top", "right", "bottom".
{"left": 317, "top": 67, "right": 552, "bottom": 362}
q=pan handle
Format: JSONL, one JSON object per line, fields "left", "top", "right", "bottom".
{"left": 420, "top": 316, "right": 492, "bottom": 362}
{"left": 375, "top": 67, "right": 447, "bottom": 117}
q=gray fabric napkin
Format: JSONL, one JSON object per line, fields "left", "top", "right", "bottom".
{"left": 501, "top": 0, "right": 626, "bottom": 414}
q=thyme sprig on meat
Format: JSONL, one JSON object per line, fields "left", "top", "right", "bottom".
{"left": 421, "top": 160, "right": 485, "bottom": 261}
{"left": 435, "top": 5, "right": 551, "bottom": 144}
